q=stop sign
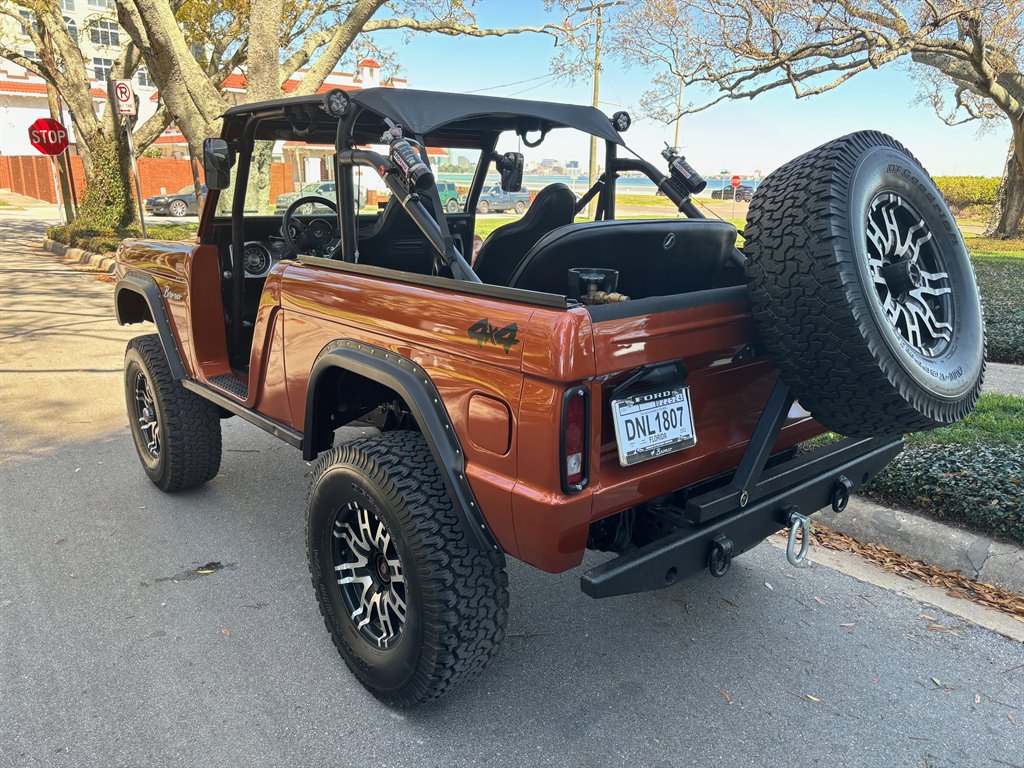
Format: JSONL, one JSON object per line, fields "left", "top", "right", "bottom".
{"left": 730, "top": 174, "right": 742, "bottom": 188}
{"left": 29, "top": 118, "right": 69, "bottom": 155}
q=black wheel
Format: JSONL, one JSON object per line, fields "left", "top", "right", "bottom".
{"left": 169, "top": 199, "right": 188, "bottom": 217}
{"left": 744, "top": 130, "right": 984, "bottom": 437}
{"left": 445, "top": 198, "right": 460, "bottom": 213}
{"left": 477, "top": 200, "right": 489, "bottom": 214}
{"left": 514, "top": 200, "right": 526, "bottom": 215}
{"left": 307, "top": 431, "right": 509, "bottom": 707}
{"left": 124, "top": 335, "right": 221, "bottom": 491}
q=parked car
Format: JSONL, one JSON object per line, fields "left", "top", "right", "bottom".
{"left": 274, "top": 181, "right": 337, "bottom": 214}
{"left": 476, "top": 184, "right": 531, "bottom": 214}
{"left": 144, "top": 184, "right": 206, "bottom": 217}
{"left": 114, "top": 88, "right": 983, "bottom": 708}
{"left": 711, "top": 184, "right": 753, "bottom": 202}
{"left": 437, "top": 180, "right": 462, "bottom": 213}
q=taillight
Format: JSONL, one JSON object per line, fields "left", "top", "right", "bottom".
{"left": 561, "top": 387, "right": 589, "bottom": 493}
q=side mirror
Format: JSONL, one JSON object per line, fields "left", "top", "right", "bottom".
{"left": 202, "top": 138, "right": 233, "bottom": 190}
{"left": 497, "top": 152, "right": 524, "bottom": 192}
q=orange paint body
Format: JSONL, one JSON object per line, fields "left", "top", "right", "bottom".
{"left": 117, "top": 242, "right": 823, "bottom": 573}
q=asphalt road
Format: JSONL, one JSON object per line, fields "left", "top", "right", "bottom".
{"left": 1, "top": 214, "right": 1022, "bottom": 768}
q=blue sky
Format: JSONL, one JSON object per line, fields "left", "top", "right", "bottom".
{"left": 365, "top": 0, "right": 1011, "bottom": 180}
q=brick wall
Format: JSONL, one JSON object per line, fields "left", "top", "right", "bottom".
{"left": 1, "top": 155, "right": 295, "bottom": 206}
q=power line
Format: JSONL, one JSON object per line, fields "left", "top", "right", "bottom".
{"left": 464, "top": 73, "right": 556, "bottom": 94}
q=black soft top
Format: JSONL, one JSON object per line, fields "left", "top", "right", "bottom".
{"left": 222, "top": 87, "right": 625, "bottom": 147}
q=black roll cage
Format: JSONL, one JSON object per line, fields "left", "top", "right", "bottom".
{"left": 203, "top": 95, "right": 715, "bottom": 367}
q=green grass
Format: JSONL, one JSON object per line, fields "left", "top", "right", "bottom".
{"left": 904, "top": 394, "right": 1024, "bottom": 447}
{"left": 47, "top": 222, "right": 197, "bottom": 253}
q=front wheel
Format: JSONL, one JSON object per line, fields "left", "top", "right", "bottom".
{"left": 477, "top": 200, "right": 489, "bottom": 214}
{"left": 124, "top": 335, "right": 221, "bottom": 491}
{"left": 445, "top": 198, "right": 460, "bottom": 213}
{"left": 169, "top": 200, "right": 188, "bottom": 217}
{"left": 307, "top": 431, "right": 509, "bottom": 707}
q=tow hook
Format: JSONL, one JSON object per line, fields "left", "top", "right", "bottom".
{"left": 831, "top": 475, "right": 854, "bottom": 513}
{"left": 784, "top": 506, "right": 811, "bottom": 567}
{"left": 708, "top": 534, "right": 734, "bottom": 577}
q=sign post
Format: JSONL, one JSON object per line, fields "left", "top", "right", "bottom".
{"left": 730, "top": 174, "right": 742, "bottom": 218}
{"left": 28, "top": 117, "right": 70, "bottom": 224}
{"left": 113, "top": 79, "right": 147, "bottom": 237}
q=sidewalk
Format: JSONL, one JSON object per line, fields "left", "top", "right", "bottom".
{"left": 985, "top": 362, "right": 1024, "bottom": 396}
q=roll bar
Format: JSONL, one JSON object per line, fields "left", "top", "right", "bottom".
{"left": 336, "top": 149, "right": 480, "bottom": 283}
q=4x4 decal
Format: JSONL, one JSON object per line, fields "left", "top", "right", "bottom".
{"left": 468, "top": 319, "right": 519, "bottom": 354}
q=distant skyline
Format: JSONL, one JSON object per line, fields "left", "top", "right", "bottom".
{"left": 365, "top": 0, "right": 1010, "bottom": 180}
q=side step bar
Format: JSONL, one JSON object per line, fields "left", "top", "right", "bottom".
{"left": 580, "top": 437, "right": 903, "bottom": 599}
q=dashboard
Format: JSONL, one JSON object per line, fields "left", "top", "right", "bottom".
{"left": 230, "top": 217, "right": 339, "bottom": 278}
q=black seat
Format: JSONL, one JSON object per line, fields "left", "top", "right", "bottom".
{"left": 355, "top": 198, "right": 435, "bottom": 274}
{"left": 507, "top": 219, "right": 738, "bottom": 298}
{"left": 474, "top": 184, "right": 577, "bottom": 285}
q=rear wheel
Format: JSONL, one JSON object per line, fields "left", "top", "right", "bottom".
{"left": 477, "top": 200, "right": 489, "bottom": 214}
{"left": 514, "top": 200, "right": 526, "bottom": 215}
{"left": 124, "top": 335, "right": 221, "bottom": 491}
{"left": 307, "top": 431, "right": 509, "bottom": 707}
{"left": 743, "top": 131, "right": 984, "bottom": 436}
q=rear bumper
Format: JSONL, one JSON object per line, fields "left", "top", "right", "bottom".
{"left": 580, "top": 436, "right": 903, "bottom": 598}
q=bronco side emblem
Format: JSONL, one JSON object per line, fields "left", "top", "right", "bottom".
{"left": 468, "top": 319, "right": 519, "bottom": 354}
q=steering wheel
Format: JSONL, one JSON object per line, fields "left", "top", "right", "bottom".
{"left": 282, "top": 196, "right": 338, "bottom": 257}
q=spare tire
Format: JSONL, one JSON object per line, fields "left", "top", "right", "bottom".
{"left": 743, "top": 131, "right": 984, "bottom": 437}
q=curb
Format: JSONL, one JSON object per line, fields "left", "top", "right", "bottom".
{"left": 815, "top": 497, "right": 1024, "bottom": 595}
{"left": 42, "top": 238, "right": 116, "bottom": 273}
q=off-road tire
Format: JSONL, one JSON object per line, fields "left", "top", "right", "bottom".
{"left": 124, "top": 335, "right": 222, "bottom": 491}
{"left": 743, "top": 131, "right": 984, "bottom": 437}
{"left": 307, "top": 430, "right": 509, "bottom": 707}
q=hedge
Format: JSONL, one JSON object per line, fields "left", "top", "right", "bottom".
{"left": 47, "top": 222, "right": 197, "bottom": 255}
{"left": 933, "top": 176, "right": 1000, "bottom": 209}
{"left": 968, "top": 246, "right": 1024, "bottom": 364}
{"left": 865, "top": 442, "right": 1023, "bottom": 545}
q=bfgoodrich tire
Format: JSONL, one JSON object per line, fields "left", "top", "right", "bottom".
{"left": 307, "top": 431, "right": 509, "bottom": 707}
{"left": 124, "top": 335, "right": 221, "bottom": 491}
{"left": 744, "top": 131, "right": 984, "bottom": 437}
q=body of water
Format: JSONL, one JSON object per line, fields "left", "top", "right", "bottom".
{"left": 437, "top": 172, "right": 761, "bottom": 196}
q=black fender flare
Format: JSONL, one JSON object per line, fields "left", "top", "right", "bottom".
{"left": 114, "top": 272, "right": 187, "bottom": 380}
{"left": 305, "top": 339, "right": 498, "bottom": 552}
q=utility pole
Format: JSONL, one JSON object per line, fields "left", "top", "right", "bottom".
{"left": 580, "top": 1, "right": 621, "bottom": 218}
{"left": 587, "top": 4, "right": 603, "bottom": 219}
{"left": 673, "top": 78, "right": 684, "bottom": 150}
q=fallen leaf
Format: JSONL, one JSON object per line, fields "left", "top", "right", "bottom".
{"left": 919, "top": 614, "right": 937, "bottom": 622}
{"left": 764, "top": 582, "right": 774, "bottom": 590}
{"left": 1010, "top": 713, "right": 1018, "bottom": 726}
{"left": 55, "top": 538, "right": 66, "bottom": 545}
{"left": 220, "top": 628, "right": 231, "bottom": 638}
{"left": 720, "top": 688, "right": 731, "bottom": 704}
{"left": 926, "top": 623, "right": 958, "bottom": 634}
{"left": 789, "top": 691, "right": 821, "bottom": 703}
{"left": 931, "top": 677, "right": 942, "bottom": 687}
{"left": 839, "top": 623, "right": 856, "bottom": 629}
{"left": 814, "top": 597, "right": 826, "bottom": 605}
{"left": 74, "top": 468, "right": 81, "bottom": 473}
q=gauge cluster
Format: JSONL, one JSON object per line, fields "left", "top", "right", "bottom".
{"left": 232, "top": 240, "right": 290, "bottom": 278}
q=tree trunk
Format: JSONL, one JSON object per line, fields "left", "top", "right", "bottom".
{"left": 72, "top": 128, "right": 136, "bottom": 232}
{"left": 989, "top": 124, "right": 1024, "bottom": 238}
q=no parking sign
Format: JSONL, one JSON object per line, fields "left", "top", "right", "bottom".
{"left": 113, "top": 79, "right": 136, "bottom": 115}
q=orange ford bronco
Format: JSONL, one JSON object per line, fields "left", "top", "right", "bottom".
{"left": 115, "top": 88, "right": 984, "bottom": 706}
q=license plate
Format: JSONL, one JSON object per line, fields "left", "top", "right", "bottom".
{"left": 611, "top": 386, "right": 696, "bottom": 466}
